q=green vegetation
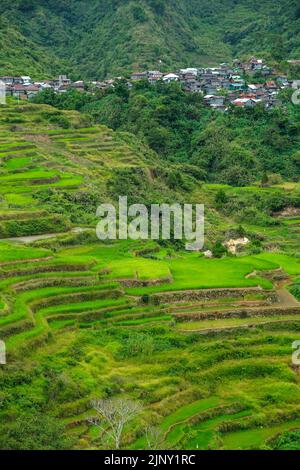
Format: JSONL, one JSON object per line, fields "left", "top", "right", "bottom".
{"left": 0, "top": 99, "right": 300, "bottom": 451}
{"left": 0, "top": 0, "right": 300, "bottom": 78}
{"left": 34, "top": 80, "right": 300, "bottom": 186}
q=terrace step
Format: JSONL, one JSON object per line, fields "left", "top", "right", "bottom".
{"left": 12, "top": 275, "right": 99, "bottom": 292}
{"left": 151, "top": 287, "right": 275, "bottom": 304}
{"left": 30, "top": 288, "right": 124, "bottom": 313}
{"left": 175, "top": 305, "right": 300, "bottom": 322}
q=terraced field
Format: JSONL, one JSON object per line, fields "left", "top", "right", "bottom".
{"left": 1, "top": 100, "right": 300, "bottom": 450}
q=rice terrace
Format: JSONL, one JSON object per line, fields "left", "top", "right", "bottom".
{"left": 0, "top": 96, "right": 299, "bottom": 451}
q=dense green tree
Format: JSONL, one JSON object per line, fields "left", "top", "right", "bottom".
{"left": 0, "top": 413, "right": 73, "bottom": 450}
{"left": 34, "top": 77, "right": 300, "bottom": 186}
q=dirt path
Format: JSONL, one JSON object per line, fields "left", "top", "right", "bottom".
{"left": 3, "top": 227, "right": 91, "bottom": 244}
{"left": 276, "top": 287, "right": 300, "bottom": 308}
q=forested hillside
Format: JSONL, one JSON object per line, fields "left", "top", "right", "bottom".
{"left": 33, "top": 81, "right": 300, "bottom": 186}
{"left": 0, "top": 0, "right": 299, "bottom": 78}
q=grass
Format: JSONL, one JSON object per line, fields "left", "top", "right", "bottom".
{"left": 125, "top": 255, "right": 275, "bottom": 295}
{"left": 221, "top": 419, "right": 300, "bottom": 450}
{"left": 4, "top": 156, "right": 33, "bottom": 170}
{"left": 59, "top": 243, "right": 284, "bottom": 293}
{"left": 1, "top": 100, "right": 300, "bottom": 451}
{"left": 176, "top": 315, "right": 300, "bottom": 332}
{"left": 254, "top": 253, "right": 300, "bottom": 276}
{"left": 131, "top": 397, "right": 221, "bottom": 449}
{"left": 0, "top": 241, "right": 50, "bottom": 262}
{"left": 161, "top": 397, "right": 221, "bottom": 431}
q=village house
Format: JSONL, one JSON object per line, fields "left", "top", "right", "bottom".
{"left": 220, "top": 78, "right": 232, "bottom": 90}
{"left": 229, "top": 75, "right": 245, "bottom": 91}
{"left": 185, "top": 79, "right": 202, "bottom": 93}
{"left": 0, "top": 76, "right": 24, "bottom": 85}
{"left": 180, "top": 68, "right": 198, "bottom": 77}
{"left": 21, "top": 76, "right": 32, "bottom": 86}
{"left": 230, "top": 81, "right": 245, "bottom": 91}
{"left": 249, "top": 57, "right": 264, "bottom": 71}
{"left": 180, "top": 71, "right": 198, "bottom": 82}
{"left": 231, "top": 98, "right": 258, "bottom": 108}
{"left": 131, "top": 72, "right": 147, "bottom": 81}
{"left": 0, "top": 77, "right": 14, "bottom": 85}
{"left": 92, "top": 81, "right": 109, "bottom": 90}
{"left": 239, "top": 92, "right": 256, "bottom": 100}
{"left": 255, "top": 88, "right": 267, "bottom": 100}
{"left": 58, "top": 75, "right": 71, "bottom": 87}
{"left": 26, "top": 85, "right": 40, "bottom": 98}
{"left": 38, "top": 82, "right": 54, "bottom": 90}
{"left": 163, "top": 73, "right": 180, "bottom": 83}
{"left": 203, "top": 84, "right": 217, "bottom": 95}
{"left": 200, "top": 72, "right": 216, "bottom": 81}
{"left": 204, "top": 95, "right": 225, "bottom": 107}
{"left": 72, "top": 80, "right": 85, "bottom": 92}
{"left": 204, "top": 94, "right": 226, "bottom": 112}
{"left": 180, "top": 70, "right": 202, "bottom": 92}
{"left": 247, "top": 84, "right": 259, "bottom": 93}
{"left": 12, "top": 84, "right": 28, "bottom": 99}
{"left": 57, "top": 85, "right": 70, "bottom": 94}
{"left": 11, "top": 84, "right": 40, "bottom": 100}
{"left": 148, "top": 71, "right": 163, "bottom": 84}
{"left": 265, "top": 81, "right": 278, "bottom": 92}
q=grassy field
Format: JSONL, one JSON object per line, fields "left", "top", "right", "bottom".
{"left": 0, "top": 100, "right": 300, "bottom": 451}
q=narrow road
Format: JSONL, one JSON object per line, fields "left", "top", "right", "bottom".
{"left": 277, "top": 287, "right": 300, "bottom": 308}
{"left": 2, "top": 227, "right": 91, "bottom": 244}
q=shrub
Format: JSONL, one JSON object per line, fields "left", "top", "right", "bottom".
{"left": 212, "top": 241, "right": 227, "bottom": 258}
{"left": 270, "top": 429, "right": 300, "bottom": 450}
{"left": 0, "top": 413, "right": 74, "bottom": 450}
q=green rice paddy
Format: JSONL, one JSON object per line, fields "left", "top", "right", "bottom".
{"left": 1, "top": 100, "right": 300, "bottom": 450}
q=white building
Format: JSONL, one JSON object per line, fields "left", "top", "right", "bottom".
{"left": 180, "top": 68, "right": 198, "bottom": 76}
{"left": 163, "top": 73, "right": 179, "bottom": 83}
{"left": 21, "top": 76, "right": 32, "bottom": 85}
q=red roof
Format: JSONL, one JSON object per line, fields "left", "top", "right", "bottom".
{"left": 26, "top": 86, "right": 40, "bottom": 91}
{"left": 13, "top": 85, "right": 27, "bottom": 91}
{"left": 239, "top": 93, "right": 256, "bottom": 99}
{"left": 13, "top": 85, "right": 39, "bottom": 92}
{"left": 232, "top": 100, "right": 245, "bottom": 107}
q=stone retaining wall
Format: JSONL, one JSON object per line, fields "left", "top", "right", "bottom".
{"left": 116, "top": 276, "right": 172, "bottom": 288}
{"left": 176, "top": 306, "right": 300, "bottom": 322}
{"left": 152, "top": 288, "right": 277, "bottom": 304}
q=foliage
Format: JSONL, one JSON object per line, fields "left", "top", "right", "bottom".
{"left": 271, "top": 429, "right": 300, "bottom": 450}
{"left": 35, "top": 81, "right": 300, "bottom": 186}
{"left": 1, "top": 1, "right": 300, "bottom": 77}
{"left": 212, "top": 240, "right": 228, "bottom": 259}
{"left": 0, "top": 413, "right": 73, "bottom": 450}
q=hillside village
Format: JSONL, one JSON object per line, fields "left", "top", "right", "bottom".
{"left": 0, "top": 57, "right": 297, "bottom": 111}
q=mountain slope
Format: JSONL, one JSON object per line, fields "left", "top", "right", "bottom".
{"left": 0, "top": 0, "right": 299, "bottom": 78}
